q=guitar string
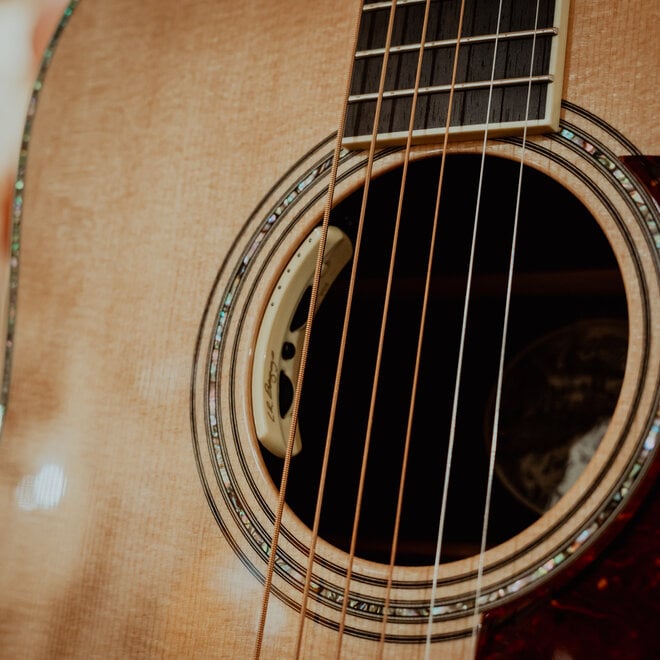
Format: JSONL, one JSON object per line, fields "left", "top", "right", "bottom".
{"left": 424, "top": 0, "right": 502, "bottom": 660}
{"left": 377, "top": 0, "right": 468, "bottom": 652}
{"left": 277, "top": 0, "right": 403, "bottom": 655}
{"left": 291, "top": 3, "right": 368, "bottom": 655}
{"left": 469, "top": 0, "right": 543, "bottom": 650}
{"left": 250, "top": 131, "right": 343, "bottom": 657}
{"left": 424, "top": 1, "right": 505, "bottom": 654}
{"left": 377, "top": 0, "right": 435, "bottom": 649}
{"left": 333, "top": 2, "right": 402, "bottom": 654}
{"left": 257, "top": 1, "right": 542, "bottom": 656}
{"left": 251, "top": 5, "right": 365, "bottom": 656}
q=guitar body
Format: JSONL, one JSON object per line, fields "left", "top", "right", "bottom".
{"left": 0, "top": 1, "right": 657, "bottom": 657}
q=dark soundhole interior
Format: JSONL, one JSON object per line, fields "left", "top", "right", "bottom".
{"left": 261, "top": 154, "right": 627, "bottom": 566}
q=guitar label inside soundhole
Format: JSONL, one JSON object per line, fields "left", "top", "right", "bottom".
{"left": 490, "top": 319, "right": 627, "bottom": 515}
{"left": 259, "top": 154, "right": 627, "bottom": 566}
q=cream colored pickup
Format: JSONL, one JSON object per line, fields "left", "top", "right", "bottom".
{"left": 251, "top": 226, "right": 353, "bottom": 457}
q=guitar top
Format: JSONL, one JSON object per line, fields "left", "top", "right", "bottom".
{"left": 0, "top": 0, "right": 657, "bottom": 657}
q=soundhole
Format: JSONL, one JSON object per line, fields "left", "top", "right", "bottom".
{"left": 260, "top": 154, "right": 627, "bottom": 566}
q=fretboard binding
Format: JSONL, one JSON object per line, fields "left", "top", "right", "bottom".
{"left": 355, "top": 27, "right": 558, "bottom": 59}
{"left": 348, "top": 74, "right": 554, "bottom": 103}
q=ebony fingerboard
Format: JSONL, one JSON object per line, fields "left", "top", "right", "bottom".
{"left": 343, "top": 0, "right": 569, "bottom": 147}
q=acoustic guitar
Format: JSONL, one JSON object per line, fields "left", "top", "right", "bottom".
{"left": 0, "top": 0, "right": 657, "bottom": 657}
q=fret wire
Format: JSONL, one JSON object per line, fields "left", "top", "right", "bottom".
{"left": 348, "top": 74, "right": 553, "bottom": 103}
{"left": 355, "top": 27, "right": 557, "bottom": 59}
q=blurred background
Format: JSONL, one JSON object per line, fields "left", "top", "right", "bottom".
{"left": 1, "top": 0, "right": 67, "bottom": 234}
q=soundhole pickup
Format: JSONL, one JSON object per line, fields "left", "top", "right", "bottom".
{"left": 251, "top": 226, "right": 353, "bottom": 457}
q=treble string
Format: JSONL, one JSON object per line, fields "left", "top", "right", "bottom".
{"left": 470, "top": 0, "right": 543, "bottom": 650}
{"left": 425, "top": 0, "right": 504, "bottom": 654}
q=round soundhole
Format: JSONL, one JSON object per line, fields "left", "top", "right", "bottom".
{"left": 259, "top": 154, "right": 627, "bottom": 566}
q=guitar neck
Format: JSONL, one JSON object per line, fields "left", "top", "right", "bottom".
{"left": 343, "top": 0, "right": 570, "bottom": 147}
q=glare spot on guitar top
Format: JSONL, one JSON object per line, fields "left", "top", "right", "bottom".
{"left": 14, "top": 463, "right": 67, "bottom": 511}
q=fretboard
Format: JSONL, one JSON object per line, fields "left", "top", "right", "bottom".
{"left": 343, "top": 0, "right": 569, "bottom": 147}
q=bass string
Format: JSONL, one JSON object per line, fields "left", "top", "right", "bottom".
{"left": 332, "top": 0, "right": 469, "bottom": 652}
{"left": 302, "top": 0, "right": 486, "bottom": 652}
{"left": 294, "top": 0, "right": 468, "bottom": 651}
{"left": 331, "top": 1, "right": 403, "bottom": 654}
{"left": 289, "top": 3, "right": 374, "bottom": 656}
{"left": 376, "top": 0, "right": 470, "bottom": 653}
{"left": 292, "top": 1, "right": 402, "bottom": 656}
{"left": 332, "top": 0, "right": 474, "bottom": 650}
{"left": 378, "top": 0, "right": 437, "bottom": 650}
{"left": 470, "top": 0, "right": 544, "bottom": 647}
{"left": 252, "top": 3, "right": 366, "bottom": 657}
